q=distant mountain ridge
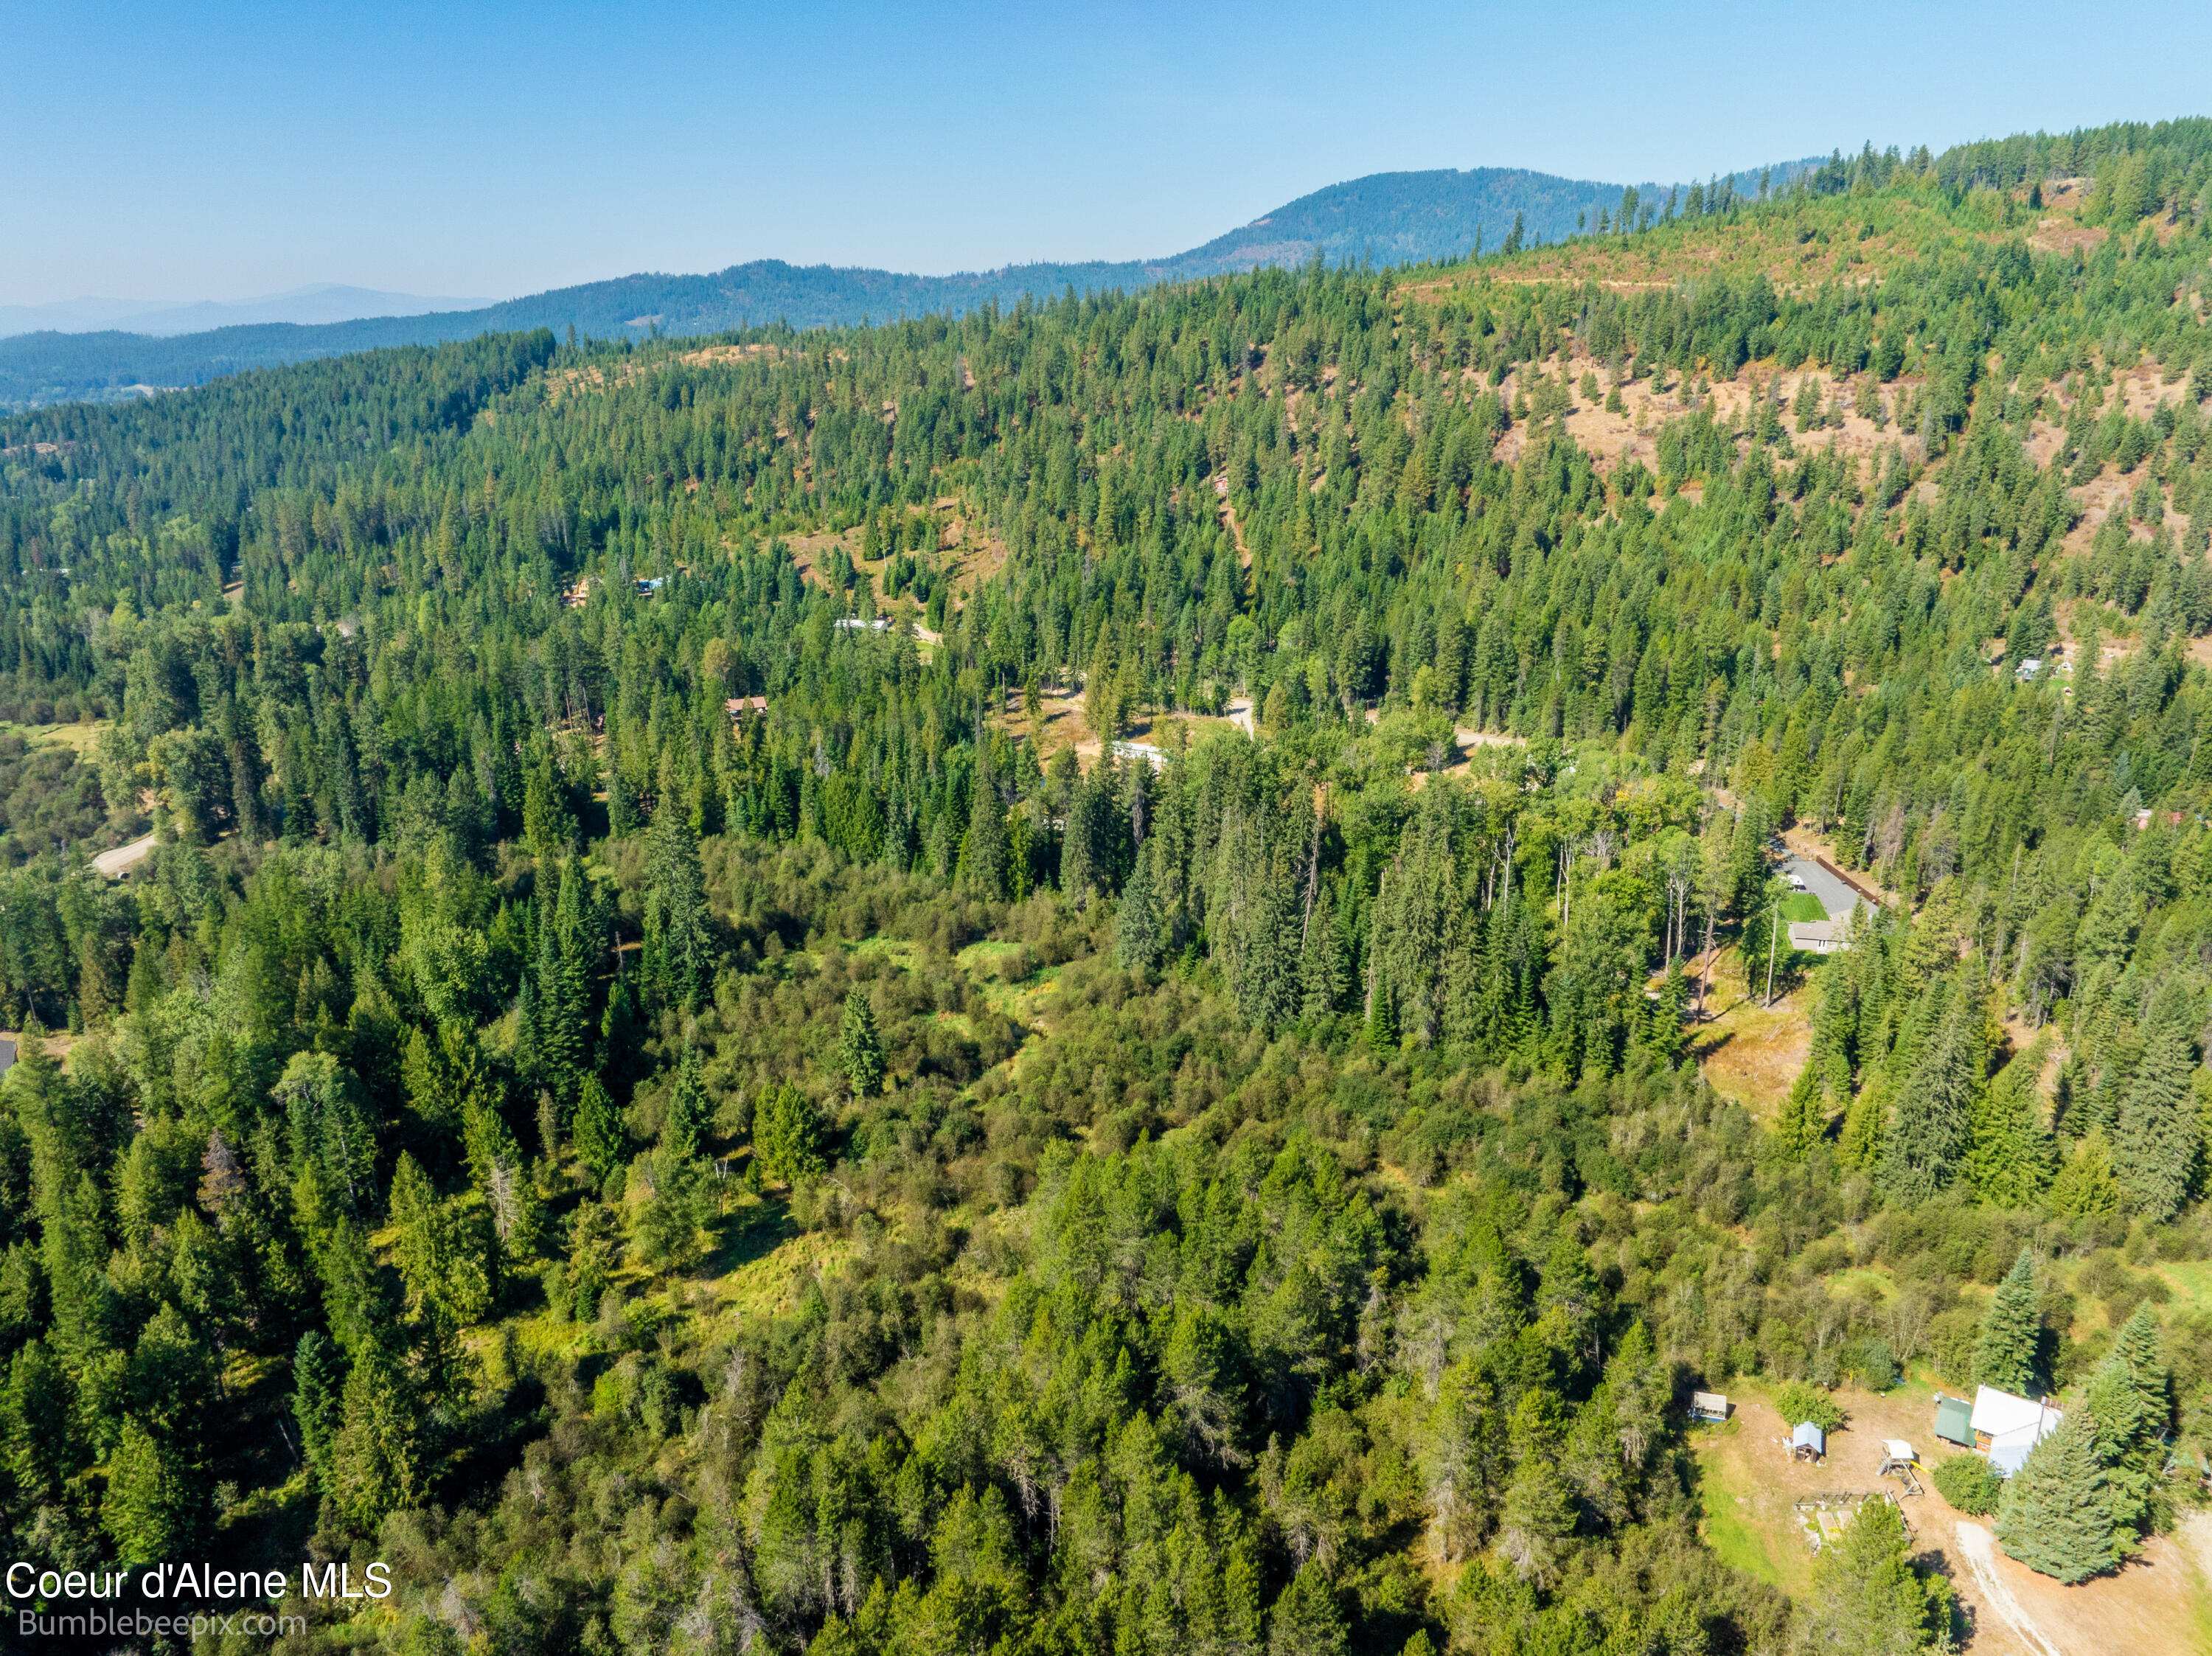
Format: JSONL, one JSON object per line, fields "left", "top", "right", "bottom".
{"left": 0, "top": 159, "right": 1808, "bottom": 411}
{"left": 0, "top": 284, "right": 493, "bottom": 341}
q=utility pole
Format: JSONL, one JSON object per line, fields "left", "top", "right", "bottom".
{"left": 1764, "top": 899, "right": 1780, "bottom": 1008}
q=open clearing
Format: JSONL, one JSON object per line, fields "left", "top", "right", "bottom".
{"left": 1697, "top": 1382, "right": 2212, "bottom": 1655}
{"left": 0, "top": 717, "right": 107, "bottom": 756}
{"left": 1691, "top": 953, "right": 1817, "bottom": 1118}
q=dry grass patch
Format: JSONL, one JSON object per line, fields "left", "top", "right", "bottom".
{"left": 1691, "top": 953, "right": 1817, "bottom": 1118}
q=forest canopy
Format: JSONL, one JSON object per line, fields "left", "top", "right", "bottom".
{"left": 0, "top": 116, "right": 2208, "bottom": 1654}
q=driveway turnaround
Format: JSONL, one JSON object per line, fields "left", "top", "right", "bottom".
{"left": 1782, "top": 854, "right": 1861, "bottom": 920}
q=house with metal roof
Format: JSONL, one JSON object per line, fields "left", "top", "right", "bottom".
{"left": 1970, "top": 1385, "right": 2062, "bottom": 1476}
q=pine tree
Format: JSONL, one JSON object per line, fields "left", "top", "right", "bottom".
{"left": 530, "top": 860, "right": 590, "bottom": 1098}
{"left": 1267, "top": 1562, "right": 1346, "bottom": 1656}
{"left": 754, "top": 1082, "right": 826, "bottom": 1186}
{"left": 1652, "top": 961, "right": 1690, "bottom": 1062}
{"left": 103, "top": 1415, "right": 200, "bottom": 1562}
{"left": 599, "top": 971, "right": 642, "bottom": 1090}
{"left": 1776, "top": 1064, "right": 1827, "bottom": 1160}
{"left": 293, "top": 1330, "right": 345, "bottom": 1499}
{"left": 1498, "top": 1391, "right": 1575, "bottom": 1587}
{"left": 1116, "top": 839, "right": 1166, "bottom": 972}
{"left": 634, "top": 1145, "right": 711, "bottom": 1270}
{"left": 1880, "top": 979, "right": 1983, "bottom": 1203}
{"left": 1299, "top": 883, "right": 1348, "bottom": 1021}
{"left": 643, "top": 808, "right": 714, "bottom": 1011}
{"left": 2085, "top": 1305, "right": 2171, "bottom": 1542}
{"left": 276, "top": 1049, "right": 378, "bottom": 1221}
{"left": 838, "top": 989, "right": 885, "bottom": 1099}
{"left": 2115, "top": 978, "right": 2199, "bottom": 1220}
{"left": 573, "top": 1075, "right": 627, "bottom": 1184}
{"left": 521, "top": 749, "right": 577, "bottom": 867}
{"left": 961, "top": 762, "right": 1008, "bottom": 900}
{"left": 2051, "top": 1130, "right": 2124, "bottom": 1217}
{"left": 1975, "top": 1247, "right": 2042, "bottom": 1396}
{"left": 1996, "top": 1408, "right": 2118, "bottom": 1583}
{"left": 2, "top": 1340, "right": 74, "bottom": 1511}
{"left": 1967, "top": 1036, "right": 2055, "bottom": 1207}
{"left": 1366, "top": 975, "right": 1399, "bottom": 1053}
{"left": 566, "top": 1200, "right": 618, "bottom": 1321}
{"left": 664, "top": 1040, "right": 711, "bottom": 1156}
{"left": 1083, "top": 639, "right": 1122, "bottom": 745}
{"left": 2109, "top": 1304, "right": 2173, "bottom": 1433}
{"left": 331, "top": 1337, "right": 422, "bottom": 1532}
{"left": 1837, "top": 1078, "right": 1887, "bottom": 1172}
{"left": 1232, "top": 844, "right": 1304, "bottom": 1034}
{"left": 1799, "top": 1493, "right": 1949, "bottom": 1654}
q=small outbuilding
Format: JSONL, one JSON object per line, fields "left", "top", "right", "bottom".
{"left": 1790, "top": 1422, "right": 1826, "bottom": 1461}
{"left": 1691, "top": 1391, "right": 1730, "bottom": 1424}
{"left": 1933, "top": 1394, "right": 1974, "bottom": 1448}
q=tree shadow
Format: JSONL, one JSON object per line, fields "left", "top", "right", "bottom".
{"left": 701, "top": 1189, "right": 799, "bottom": 1278}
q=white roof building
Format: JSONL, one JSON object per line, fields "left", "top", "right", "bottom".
{"left": 1970, "top": 1385, "right": 2062, "bottom": 1476}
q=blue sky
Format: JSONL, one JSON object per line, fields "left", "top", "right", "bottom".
{"left": 4, "top": 0, "right": 2208, "bottom": 305}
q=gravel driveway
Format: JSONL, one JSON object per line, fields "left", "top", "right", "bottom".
{"left": 1782, "top": 853, "right": 1862, "bottom": 920}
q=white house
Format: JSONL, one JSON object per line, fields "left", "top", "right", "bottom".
{"left": 1112, "top": 740, "right": 1169, "bottom": 770}
{"left": 1970, "top": 1385, "right": 2062, "bottom": 1476}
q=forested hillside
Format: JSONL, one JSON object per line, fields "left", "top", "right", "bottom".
{"left": 0, "top": 116, "right": 2209, "bottom": 1653}
{"left": 0, "top": 159, "right": 1792, "bottom": 413}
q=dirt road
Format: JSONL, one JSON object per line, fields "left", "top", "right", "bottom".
{"left": 1954, "top": 1523, "right": 2064, "bottom": 1656}
{"left": 91, "top": 832, "right": 155, "bottom": 877}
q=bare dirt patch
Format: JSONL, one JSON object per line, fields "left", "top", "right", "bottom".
{"left": 1010, "top": 686, "right": 1094, "bottom": 762}
{"left": 1004, "top": 687, "right": 1253, "bottom": 769}
{"left": 2027, "top": 218, "right": 2108, "bottom": 256}
{"left": 1491, "top": 358, "right": 1907, "bottom": 478}
{"left": 783, "top": 528, "right": 858, "bottom": 591}
{"left": 2059, "top": 473, "right": 2138, "bottom": 557}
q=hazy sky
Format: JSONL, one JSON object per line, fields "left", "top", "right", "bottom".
{"left": 4, "top": 0, "right": 2208, "bottom": 305}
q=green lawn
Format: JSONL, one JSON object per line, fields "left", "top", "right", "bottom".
{"left": 1781, "top": 892, "right": 1828, "bottom": 924}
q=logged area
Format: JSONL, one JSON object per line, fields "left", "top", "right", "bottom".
{"left": 0, "top": 119, "right": 2210, "bottom": 1655}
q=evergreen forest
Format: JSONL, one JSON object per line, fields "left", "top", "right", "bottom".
{"left": 0, "top": 115, "right": 2211, "bottom": 1654}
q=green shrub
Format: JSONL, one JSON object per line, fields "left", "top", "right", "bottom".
{"left": 1933, "top": 1453, "right": 2003, "bottom": 1515}
{"left": 1773, "top": 1380, "right": 1846, "bottom": 1434}
{"left": 1842, "top": 1335, "right": 1899, "bottom": 1391}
